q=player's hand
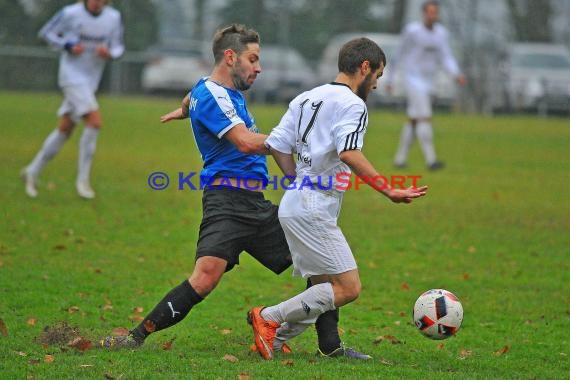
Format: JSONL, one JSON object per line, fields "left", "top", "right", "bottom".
{"left": 456, "top": 75, "right": 467, "bottom": 86}
{"left": 95, "top": 45, "right": 111, "bottom": 59}
{"left": 386, "top": 185, "right": 428, "bottom": 204}
{"left": 70, "top": 43, "right": 85, "bottom": 55}
{"left": 160, "top": 108, "right": 186, "bottom": 123}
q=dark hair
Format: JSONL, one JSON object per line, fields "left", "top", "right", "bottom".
{"left": 212, "top": 24, "right": 260, "bottom": 63}
{"left": 337, "top": 38, "right": 386, "bottom": 75}
{"left": 422, "top": 0, "right": 440, "bottom": 11}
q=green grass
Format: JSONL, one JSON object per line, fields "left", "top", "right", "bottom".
{"left": 0, "top": 91, "right": 568, "bottom": 379}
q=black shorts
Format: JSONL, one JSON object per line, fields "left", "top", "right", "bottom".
{"left": 195, "top": 186, "right": 292, "bottom": 274}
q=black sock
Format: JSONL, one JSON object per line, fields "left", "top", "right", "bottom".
{"left": 307, "top": 279, "right": 342, "bottom": 354}
{"left": 131, "top": 280, "right": 203, "bottom": 342}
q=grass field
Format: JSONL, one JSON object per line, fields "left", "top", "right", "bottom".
{"left": 0, "top": 91, "right": 568, "bottom": 379}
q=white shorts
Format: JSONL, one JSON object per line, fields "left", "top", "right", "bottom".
{"left": 405, "top": 76, "right": 433, "bottom": 119}
{"left": 278, "top": 188, "right": 357, "bottom": 278}
{"left": 57, "top": 84, "right": 99, "bottom": 122}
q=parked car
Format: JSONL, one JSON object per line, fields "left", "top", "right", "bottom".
{"left": 318, "top": 32, "right": 456, "bottom": 107}
{"left": 496, "top": 43, "right": 570, "bottom": 113}
{"left": 141, "top": 43, "right": 210, "bottom": 94}
{"left": 248, "top": 45, "right": 316, "bottom": 103}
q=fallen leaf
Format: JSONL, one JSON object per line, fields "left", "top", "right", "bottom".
{"left": 373, "top": 335, "right": 402, "bottom": 345}
{"left": 102, "top": 304, "right": 113, "bottom": 311}
{"left": 53, "top": 244, "right": 66, "bottom": 251}
{"left": 67, "top": 306, "right": 80, "bottom": 314}
{"left": 379, "top": 358, "right": 393, "bottom": 365}
{"left": 162, "top": 338, "right": 175, "bottom": 351}
{"left": 133, "top": 306, "right": 144, "bottom": 314}
{"left": 128, "top": 315, "right": 144, "bottom": 322}
{"left": 0, "top": 318, "right": 8, "bottom": 336}
{"left": 104, "top": 374, "right": 115, "bottom": 380}
{"left": 281, "top": 359, "right": 294, "bottom": 366}
{"left": 27, "top": 318, "right": 37, "bottom": 326}
{"left": 495, "top": 345, "right": 509, "bottom": 356}
{"left": 337, "top": 327, "right": 345, "bottom": 335}
{"left": 18, "top": 351, "right": 28, "bottom": 357}
{"left": 238, "top": 374, "right": 251, "bottom": 380}
{"left": 400, "top": 282, "right": 410, "bottom": 290}
{"left": 222, "top": 354, "right": 238, "bottom": 362}
{"left": 80, "top": 364, "right": 94, "bottom": 368}
{"left": 463, "top": 272, "right": 470, "bottom": 280}
{"left": 68, "top": 337, "right": 92, "bottom": 352}
{"left": 111, "top": 327, "right": 129, "bottom": 336}
{"left": 459, "top": 349, "right": 472, "bottom": 359}
{"left": 468, "top": 246, "right": 477, "bottom": 253}
{"left": 44, "top": 354, "right": 55, "bottom": 363}
{"left": 437, "top": 343, "right": 445, "bottom": 350}
{"left": 367, "top": 261, "right": 377, "bottom": 268}
{"left": 28, "top": 358, "right": 41, "bottom": 365}
{"left": 143, "top": 320, "right": 156, "bottom": 333}
{"left": 219, "top": 329, "right": 232, "bottom": 335}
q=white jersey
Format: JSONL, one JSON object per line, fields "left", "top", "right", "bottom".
{"left": 266, "top": 82, "right": 368, "bottom": 192}
{"left": 39, "top": 3, "right": 124, "bottom": 90}
{"left": 386, "top": 21, "right": 460, "bottom": 89}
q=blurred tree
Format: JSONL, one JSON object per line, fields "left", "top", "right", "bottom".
{"left": 218, "top": 0, "right": 397, "bottom": 62}
{"left": 506, "top": 0, "right": 552, "bottom": 42}
{"left": 0, "top": 0, "right": 37, "bottom": 45}
{"left": 388, "top": 0, "right": 408, "bottom": 33}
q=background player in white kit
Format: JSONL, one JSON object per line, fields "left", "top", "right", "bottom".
{"left": 386, "top": 0, "right": 466, "bottom": 170}
{"left": 22, "top": 0, "right": 124, "bottom": 198}
{"left": 247, "top": 37, "right": 428, "bottom": 360}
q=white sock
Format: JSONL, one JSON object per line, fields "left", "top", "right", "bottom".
{"left": 416, "top": 121, "right": 437, "bottom": 165}
{"left": 394, "top": 123, "right": 415, "bottom": 165}
{"left": 26, "top": 129, "right": 68, "bottom": 178}
{"left": 274, "top": 322, "right": 311, "bottom": 349}
{"left": 261, "top": 282, "right": 335, "bottom": 324}
{"left": 78, "top": 127, "right": 99, "bottom": 183}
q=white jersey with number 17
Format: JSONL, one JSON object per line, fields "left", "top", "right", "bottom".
{"left": 266, "top": 82, "right": 368, "bottom": 192}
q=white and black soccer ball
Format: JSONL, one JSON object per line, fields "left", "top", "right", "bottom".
{"left": 413, "top": 289, "right": 463, "bottom": 340}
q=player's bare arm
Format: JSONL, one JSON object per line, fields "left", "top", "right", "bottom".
{"left": 160, "top": 95, "right": 190, "bottom": 123}
{"left": 269, "top": 149, "right": 296, "bottom": 177}
{"left": 339, "top": 149, "right": 428, "bottom": 203}
{"left": 224, "top": 124, "right": 270, "bottom": 155}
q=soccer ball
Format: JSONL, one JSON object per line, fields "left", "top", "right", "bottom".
{"left": 413, "top": 289, "right": 463, "bottom": 340}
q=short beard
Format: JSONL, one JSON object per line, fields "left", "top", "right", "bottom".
{"left": 231, "top": 60, "right": 251, "bottom": 91}
{"left": 356, "top": 72, "right": 374, "bottom": 101}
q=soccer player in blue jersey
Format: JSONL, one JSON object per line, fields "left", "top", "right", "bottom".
{"left": 101, "top": 24, "right": 368, "bottom": 359}
{"left": 22, "top": 0, "right": 124, "bottom": 199}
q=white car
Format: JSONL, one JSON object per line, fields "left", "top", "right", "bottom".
{"left": 318, "top": 32, "right": 455, "bottom": 107}
{"left": 141, "top": 44, "right": 210, "bottom": 94}
{"left": 498, "top": 43, "right": 570, "bottom": 112}
{"left": 248, "top": 45, "right": 317, "bottom": 103}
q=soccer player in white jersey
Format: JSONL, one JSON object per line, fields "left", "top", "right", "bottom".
{"left": 247, "top": 37, "right": 428, "bottom": 360}
{"left": 21, "top": 0, "right": 124, "bottom": 198}
{"left": 385, "top": 0, "right": 466, "bottom": 170}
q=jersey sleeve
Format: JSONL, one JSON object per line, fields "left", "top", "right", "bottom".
{"left": 332, "top": 103, "right": 368, "bottom": 154}
{"left": 38, "top": 8, "right": 73, "bottom": 50}
{"left": 385, "top": 24, "right": 412, "bottom": 85}
{"left": 108, "top": 12, "right": 125, "bottom": 59}
{"left": 438, "top": 27, "right": 461, "bottom": 77}
{"left": 266, "top": 103, "right": 296, "bottom": 154}
{"left": 193, "top": 85, "right": 245, "bottom": 139}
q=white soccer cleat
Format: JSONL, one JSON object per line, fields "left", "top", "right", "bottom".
{"left": 76, "top": 180, "right": 95, "bottom": 199}
{"left": 21, "top": 168, "right": 38, "bottom": 198}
